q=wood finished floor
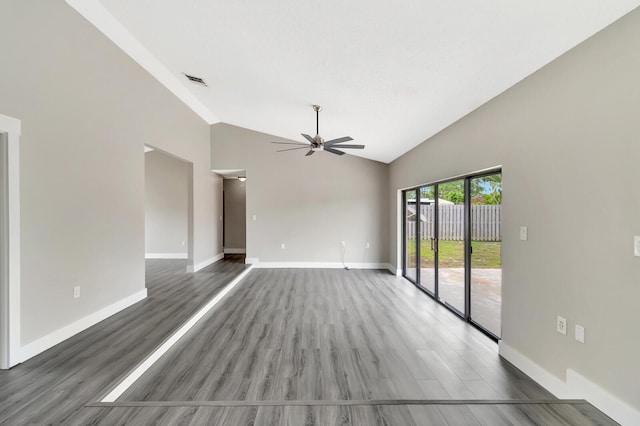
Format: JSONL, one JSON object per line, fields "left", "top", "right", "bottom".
{"left": 0, "top": 259, "right": 617, "bottom": 425}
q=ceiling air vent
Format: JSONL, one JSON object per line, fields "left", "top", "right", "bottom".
{"left": 183, "top": 73, "right": 207, "bottom": 87}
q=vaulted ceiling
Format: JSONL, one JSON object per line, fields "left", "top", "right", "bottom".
{"left": 70, "top": 0, "right": 640, "bottom": 163}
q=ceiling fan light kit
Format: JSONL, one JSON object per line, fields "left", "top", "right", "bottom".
{"left": 272, "top": 105, "right": 365, "bottom": 157}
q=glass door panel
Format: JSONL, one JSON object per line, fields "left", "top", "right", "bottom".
{"left": 470, "top": 174, "right": 502, "bottom": 337}
{"left": 418, "top": 185, "right": 436, "bottom": 294}
{"left": 404, "top": 190, "right": 418, "bottom": 282}
{"left": 437, "top": 179, "right": 466, "bottom": 314}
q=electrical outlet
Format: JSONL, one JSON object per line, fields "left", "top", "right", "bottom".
{"left": 557, "top": 316, "right": 567, "bottom": 335}
{"left": 365, "top": 243, "right": 370, "bottom": 249}
{"left": 341, "top": 241, "right": 346, "bottom": 247}
{"left": 634, "top": 236, "right": 640, "bottom": 257}
{"left": 73, "top": 286, "right": 81, "bottom": 299}
{"left": 280, "top": 243, "right": 285, "bottom": 249}
{"left": 575, "top": 324, "right": 585, "bottom": 343}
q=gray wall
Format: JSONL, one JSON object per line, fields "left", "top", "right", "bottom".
{"left": 212, "top": 124, "right": 389, "bottom": 265}
{"left": 145, "top": 151, "right": 189, "bottom": 256}
{"left": 0, "top": 0, "right": 220, "bottom": 346}
{"left": 389, "top": 8, "right": 640, "bottom": 411}
{"left": 223, "top": 179, "right": 246, "bottom": 251}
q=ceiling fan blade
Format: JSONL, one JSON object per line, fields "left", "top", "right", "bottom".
{"left": 272, "top": 141, "right": 309, "bottom": 146}
{"left": 305, "top": 150, "right": 315, "bottom": 156}
{"left": 277, "top": 146, "right": 309, "bottom": 152}
{"left": 328, "top": 144, "right": 364, "bottom": 149}
{"left": 324, "top": 147, "right": 345, "bottom": 156}
{"left": 301, "top": 134, "right": 316, "bottom": 144}
{"left": 324, "top": 136, "right": 353, "bottom": 146}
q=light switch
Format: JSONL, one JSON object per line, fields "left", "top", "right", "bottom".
{"left": 634, "top": 236, "right": 640, "bottom": 257}
{"left": 575, "top": 324, "right": 585, "bottom": 343}
{"left": 252, "top": 215, "right": 257, "bottom": 221}
{"left": 520, "top": 226, "right": 528, "bottom": 241}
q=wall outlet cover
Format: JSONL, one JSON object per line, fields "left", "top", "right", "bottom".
{"left": 634, "top": 236, "right": 640, "bottom": 257}
{"left": 575, "top": 324, "right": 585, "bottom": 343}
{"left": 520, "top": 226, "right": 528, "bottom": 241}
{"left": 557, "top": 315, "right": 567, "bottom": 335}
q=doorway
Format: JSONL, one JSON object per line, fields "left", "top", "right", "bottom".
{"left": 222, "top": 175, "right": 246, "bottom": 262}
{"left": 402, "top": 170, "right": 502, "bottom": 340}
{"left": 1, "top": 132, "right": 8, "bottom": 368}
{"left": 0, "top": 113, "right": 21, "bottom": 369}
{"left": 144, "top": 146, "right": 194, "bottom": 272}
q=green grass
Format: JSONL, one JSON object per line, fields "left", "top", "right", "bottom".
{"left": 407, "top": 240, "right": 501, "bottom": 268}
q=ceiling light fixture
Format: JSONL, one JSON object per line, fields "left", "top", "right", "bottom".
{"left": 238, "top": 177, "right": 246, "bottom": 182}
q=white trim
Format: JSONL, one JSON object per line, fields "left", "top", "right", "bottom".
{"left": 252, "top": 262, "right": 392, "bottom": 270}
{"left": 498, "top": 342, "right": 569, "bottom": 398}
{"left": 223, "top": 248, "right": 246, "bottom": 254}
{"left": 0, "top": 114, "right": 21, "bottom": 369}
{"left": 499, "top": 341, "right": 640, "bottom": 425}
{"left": 65, "top": 0, "right": 219, "bottom": 125}
{"left": 101, "top": 265, "right": 254, "bottom": 402}
{"left": 186, "top": 253, "right": 224, "bottom": 273}
{"left": 245, "top": 257, "right": 259, "bottom": 265}
{"left": 566, "top": 369, "right": 640, "bottom": 426}
{"left": 20, "top": 289, "right": 147, "bottom": 364}
{"left": 145, "top": 253, "right": 188, "bottom": 259}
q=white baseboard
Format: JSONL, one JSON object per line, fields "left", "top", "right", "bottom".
{"left": 566, "top": 369, "right": 640, "bottom": 426}
{"left": 499, "top": 341, "right": 640, "bottom": 425}
{"left": 145, "top": 253, "right": 187, "bottom": 259}
{"left": 245, "top": 257, "right": 259, "bottom": 265}
{"left": 19, "top": 288, "right": 148, "bottom": 364}
{"left": 252, "top": 262, "right": 392, "bottom": 270}
{"left": 223, "top": 248, "right": 246, "bottom": 254}
{"left": 186, "top": 253, "right": 224, "bottom": 273}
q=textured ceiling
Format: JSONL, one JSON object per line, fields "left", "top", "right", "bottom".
{"left": 76, "top": 0, "right": 639, "bottom": 163}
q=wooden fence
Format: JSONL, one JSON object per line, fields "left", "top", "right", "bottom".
{"left": 406, "top": 205, "right": 501, "bottom": 241}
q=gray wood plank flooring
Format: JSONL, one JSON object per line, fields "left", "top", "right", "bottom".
{"left": 0, "top": 260, "right": 618, "bottom": 425}
{"left": 120, "top": 268, "right": 554, "bottom": 403}
{"left": 0, "top": 257, "right": 248, "bottom": 424}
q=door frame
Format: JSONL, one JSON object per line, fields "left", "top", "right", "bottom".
{"left": 401, "top": 167, "right": 502, "bottom": 341}
{"left": 0, "top": 113, "right": 22, "bottom": 369}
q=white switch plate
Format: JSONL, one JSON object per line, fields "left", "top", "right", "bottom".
{"left": 252, "top": 215, "right": 257, "bottom": 221}
{"left": 73, "top": 286, "right": 80, "bottom": 299}
{"left": 280, "top": 243, "right": 285, "bottom": 249}
{"left": 520, "top": 226, "right": 528, "bottom": 241}
{"left": 341, "top": 241, "right": 346, "bottom": 247}
{"left": 575, "top": 324, "right": 585, "bottom": 343}
{"left": 634, "top": 236, "right": 640, "bottom": 257}
{"left": 365, "top": 243, "right": 370, "bottom": 249}
{"left": 557, "top": 315, "right": 567, "bottom": 335}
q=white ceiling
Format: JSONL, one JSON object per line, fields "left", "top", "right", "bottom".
{"left": 77, "top": 0, "right": 639, "bottom": 163}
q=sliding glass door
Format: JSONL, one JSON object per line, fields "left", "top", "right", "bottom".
{"left": 402, "top": 170, "right": 502, "bottom": 340}
{"left": 404, "top": 190, "right": 418, "bottom": 283}
{"left": 469, "top": 173, "right": 502, "bottom": 337}
{"left": 418, "top": 185, "right": 436, "bottom": 295}
{"left": 436, "top": 179, "right": 466, "bottom": 314}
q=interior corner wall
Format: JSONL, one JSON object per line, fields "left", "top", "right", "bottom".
{"left": 211, "top": 124, "right": 389, "bottom": 266}
{"left": 0, "top": 1, "right": 217, "bottom": 352}
{"left": 223, "top": 178, "right": 246, "bottom": 251}
{"left": 389, "top": 7, "right": 640, "bottom": 416}
{"left": 145, "top": 151, "right": 188, "bottom": 257}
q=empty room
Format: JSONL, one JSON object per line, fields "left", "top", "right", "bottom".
{"left": 1, "top": 1, "right": 639, "bottom": 425}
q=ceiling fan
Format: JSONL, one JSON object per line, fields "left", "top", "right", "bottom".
{"left": 272, "top": 105, "right": 364, "bottom": 156}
